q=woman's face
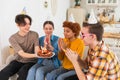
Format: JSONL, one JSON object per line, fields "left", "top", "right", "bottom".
{"left": 64, "top": 27, "right": 75, "bottom": 39}
{"left": 43, "top": 24, "right": 54, "bottom": 36}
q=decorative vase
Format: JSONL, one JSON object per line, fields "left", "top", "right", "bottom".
{"left": 75, "top": 0, "right": 80, "bottom": 7}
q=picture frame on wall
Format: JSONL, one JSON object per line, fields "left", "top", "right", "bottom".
{"left": 87, "top": 0, "right": 118, "bottom": 6}
{"left": 109, "top": 0, "right": 117, "bottom": 3}
{"left": 88, "top": 0, "right": 95, "bottom": 3}
{"left": 98, "top": 0, "right": 105, "bottom": 3}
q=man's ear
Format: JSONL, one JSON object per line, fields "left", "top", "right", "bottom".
{"left": 16, "top": 23, "right": 19, "bottom": 27}
{"left": 92, "top": 34, "right": 97, "bottom": 40}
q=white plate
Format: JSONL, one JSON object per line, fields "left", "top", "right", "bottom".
{"left": 37, "top": 52, "right": 55, "bottom": 58}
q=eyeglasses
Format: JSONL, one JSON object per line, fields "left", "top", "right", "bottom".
{"left": 80, "top": 32, "right": 93, "bottom": 39}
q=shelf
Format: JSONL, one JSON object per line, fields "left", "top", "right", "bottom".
{"left": 103, "top": 32, "right": 120, "bottom": 39}
{"left": 101, "top": 21, "right": 120, "bottom": 24}
{"left": 86, "top": 0, "right": 118, "bottom": 7}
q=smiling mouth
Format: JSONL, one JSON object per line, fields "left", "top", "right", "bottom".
{"left": 25, "top": 28, "right": 29, "bottom": 30}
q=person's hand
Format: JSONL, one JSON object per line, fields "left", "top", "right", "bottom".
{"left": 44, "top": 34, "right": 54, "bottom": 51}
{"left": 44, "top": 34, "right": 51, "bottom": 46}
{"left": 35, "top": 50, "right": 42, "bottom": 58}
{"left": 34, "top": 52, "right": 39, "bottom": 58}
{"left": 65, "top": 48, "right": 80, "bottom": 63}
{"left": 58, "top": 38, "right": 67, "bottom": 52}
{"left": 46, "top": 45, "right": 54, "bottom": 51}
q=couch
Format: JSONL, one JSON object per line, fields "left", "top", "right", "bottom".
{"left": 0, "top": 46, "right": 18, "bottom": 80}
{"left": 0, "top": 45, "right": 88, "bottom": 80}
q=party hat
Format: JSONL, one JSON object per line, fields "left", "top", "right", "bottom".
{"left": 88, "top": 9, "right": 97, "bottom": 24}
{"left": 21, "top": 7, "right": 27, "bottom": 14}
{"left": 69, "top": 13, "right": 75, "bottom": 23}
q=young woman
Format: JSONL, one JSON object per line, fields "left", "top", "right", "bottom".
{"left": 27, "top": 21, "right": 61, "bottom": 80}
{"left": 46, "top": 21, "right": 85, "bottom": 80}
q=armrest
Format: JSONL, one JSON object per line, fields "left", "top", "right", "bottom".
{"left": 5, "top": 46, "right": 15, "bottom": 65}
{"left": 0, "top": 55, "right": 15, "bottom": 71}
{"left": 6, "top": 55, "right": 16, "bottom": 65}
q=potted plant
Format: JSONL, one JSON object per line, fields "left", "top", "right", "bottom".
{"left": 75, "top": 0, "right": 81, "bottom": 7}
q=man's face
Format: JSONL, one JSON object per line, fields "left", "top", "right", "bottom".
{"left": 18, "top": 18, "right": 31, "bottom": 33}
{"left": 81, "top": 27, "right": 93, "bottom": 46}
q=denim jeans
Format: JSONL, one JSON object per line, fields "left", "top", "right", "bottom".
{"left": 27, "top": 59, "right": 55, "bottom": 80}
{"left": 57, "top": 70, "right": 76, "bottom": 80}
{"left": 26, "top": 63, "right": 42, "bottom": 80}
{"left": 46, "top": 66, "right": 76, "bottom": 80}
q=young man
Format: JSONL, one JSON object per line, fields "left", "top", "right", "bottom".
{"left": 65, "top": 22, "right": 120, "bottom": 80}
{"left": 0, "top": 14, "right": 40, "bottom": 80}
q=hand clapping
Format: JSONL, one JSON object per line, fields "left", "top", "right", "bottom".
{"left": 58, "top": 38, "right": 68, "bottom": 52}
{"left": 65, "top": 48, "right": 80, "bottom": 63}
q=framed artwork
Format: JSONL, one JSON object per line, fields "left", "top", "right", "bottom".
{"left": 87, "top": 0, "right": 118, "bottom": 6}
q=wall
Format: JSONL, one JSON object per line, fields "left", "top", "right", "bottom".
{"left": 0, "top": 0, "right": 70, "bottom": 65}
{"left": 0, "top": 34, "right": 1, "bottom": 66}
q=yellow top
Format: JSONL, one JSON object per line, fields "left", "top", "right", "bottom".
{"left": 58, "top": 38, "right": 84, "bottom": 70}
